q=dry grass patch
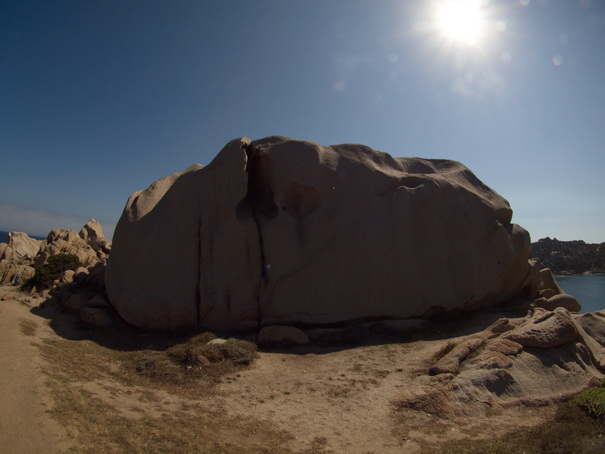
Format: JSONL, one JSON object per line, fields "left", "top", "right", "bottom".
{"left": 35, "top": 314, "right": 291, "bottom": 453}
{"left": 19, "top": 317, "right": 38, "bottom": 336}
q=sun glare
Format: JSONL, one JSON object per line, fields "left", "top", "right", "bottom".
{"left": 435, "top": 0, "right": 486, "bottom": 46}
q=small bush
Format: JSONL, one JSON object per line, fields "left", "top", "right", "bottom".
{"left": 166, "top": 333, "right": 257, "bottom": 366}
{"left": 200, "top": 338, "right": 258, "bottom": 365}
{"left": 135, "top": 332, "right": 258, "bottom": 386}
{"left": 165, "top": 332, "right": 218, "bottom": 364}
{"left": 22, "top": 253, "right": 81, "bottom": 291}
{"left": 573, "top": 382, "right": 605, "bottom": 418}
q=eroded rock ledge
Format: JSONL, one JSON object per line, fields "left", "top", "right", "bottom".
{"left": 105, "top": 136, "right": 540, "bottom": 331}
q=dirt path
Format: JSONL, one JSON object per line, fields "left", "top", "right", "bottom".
{"left": 0, "top": 289, "right": 67, "bottom": 454}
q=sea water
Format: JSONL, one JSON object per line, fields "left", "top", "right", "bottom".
{"left": 557, "top": 274, "right": 605, "bottom": 313}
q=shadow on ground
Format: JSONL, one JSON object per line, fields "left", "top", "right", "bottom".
{"left": 30, "top": 295, "right": 534, "bottom": 355}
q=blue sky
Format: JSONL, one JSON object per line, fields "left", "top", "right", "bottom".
{"left": 1, "top": 0, "right": 604, "bottom": 243}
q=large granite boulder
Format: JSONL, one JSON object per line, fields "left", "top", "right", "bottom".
{"left": 106, "top": 136, "right": 535, "bottom": 331}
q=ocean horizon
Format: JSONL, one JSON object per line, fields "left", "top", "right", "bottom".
{"left": 557, "top": 274, "right": 605, "bottom": 313}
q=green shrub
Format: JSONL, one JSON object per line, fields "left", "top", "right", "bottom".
{"left": 573, "top": 385, "right": 605, "bottom": 418}
{"left": 22, "top": 253, "right": 81, "bottom": 291}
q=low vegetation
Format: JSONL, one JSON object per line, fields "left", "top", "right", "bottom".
{"left": 22, "top": 253, "right": 80, "bottom": 291}
{"left": 37, "top": 312, "right": 270, "bottom": 453}
{"left": 573, "top": 379, "right": 605, "bottom": 418}
{"left": 134, "top": 332, "right": 258, "bottom": 386}
{"left": 32, "top": 304, "right": 605, "bottom": 453}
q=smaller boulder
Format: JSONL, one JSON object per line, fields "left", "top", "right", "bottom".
{"left": 60, "top": 269, "right": 75, "bottom": 284}
{"left": 74, "top": 267, "right": 89, "bottom": 284}
{"left": 536, "top": 294, "right": 581, "bottom": 312}
{"left": 539, "top": 268, "right": 564, "bottom": 294}
{"left": 87, "top": 295, "right": 109, "bottom": 308}
{"left": 79, "top": 307, "right": 113, "bottom": 327}
{"left": 505, "top": 309, "right": 578, "bottom": 349}
{"left": 6, "top": 232, "right": 41, "bottom": 260}
{"left": 539, "top": 289, "right": 557, "bottom": 299}
{"left": 64, "top": 293, "right": 87, "bottom": 311}
{"left": 257, "top": 325, "right": 310, "bottom": 347}
{"left": 33, "top": 251, "right": 51, "bottom": 267}
{"left": 207, "top": 338, "right": 227, "bottom": 346}
{"left": 79, "top": 218, "right": 105, "bottom": 242}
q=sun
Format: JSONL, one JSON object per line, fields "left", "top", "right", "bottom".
{"left": 434, "top": 0, "right": 486, "bottom": 46}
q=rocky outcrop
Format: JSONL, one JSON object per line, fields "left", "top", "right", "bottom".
{"left": 532, "top": 267, "right": 581, "bottom": 312}
{"left": 106, "top": 136, "right": 538, "bottom": 331}
{"left": 0, "top": 219, "right": 111, "bottom": 286}
{"left": 396, "top": 306, "right": 605, "bottom": 417}
{"left": 0, "top": 232, "right": 42, "bottom": 261}
{"left": 531, "top": 237, "right": 605, "bottom": 275}
{"left": 0, "top": 220, "right": 115, "bottom": 326}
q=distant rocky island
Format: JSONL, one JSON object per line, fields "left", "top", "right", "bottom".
{"left": 531, "top": 237, "right": 605, "bottom": 275}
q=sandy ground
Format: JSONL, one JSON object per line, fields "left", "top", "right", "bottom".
{"left": 0, "top": 285, "right": 558, "bottom": 453}
{"left": 208, "top": 342, "right": 553, "bottom": 453}
{"left": 0, "top": 287, "right": 68, "bottom": 453}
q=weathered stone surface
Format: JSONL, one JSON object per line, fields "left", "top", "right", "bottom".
{"left": 79, "top": 218, "right": 104, "bottom": 242}
{"left": 505, "top": 309, "right": 578, "bottom": 349}
{"left": 74, "top": 267, "right": 89, "bottom": 283}
{"left": 539, "top": 288, "right": 557, "bottom": 299}
{"left": 430, "top": 337, "right": 485, "bottom": 375}
{"left": 106, "top": 136, "right": 535, "bottom": 331}
{"left": 0, "top": 261, "right": 35, "bottom": 286}
{"left": 576, "top": 312, "right": 605, "bottom": 348}
{"left": 541, "top": 293, "right": 581, "bottom": 312}
{"left": 399, "top": 307, "right": 605, "bottom": 417}
{"left": 0, "top": 232, "right": 42, "bottom": 262}
{"left": 539, "top": 268, "right": 563, "bottom": 294}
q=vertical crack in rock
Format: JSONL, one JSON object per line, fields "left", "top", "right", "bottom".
{"left": 236, "top": 143, "right": 278, "bottom": 329}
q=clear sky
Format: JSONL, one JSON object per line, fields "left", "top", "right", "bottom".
{"left": 1, "top": 0, "right": 604, "bottom": 243}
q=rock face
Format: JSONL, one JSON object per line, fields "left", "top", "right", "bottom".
{"left": 397, "top": 307, "right": 605, "bottom": 417}
{"left": 0, "top": 232, "right": 42, "bottom": 261}
{"left": 106, "top": 136, "right": 536, "bottom": 331}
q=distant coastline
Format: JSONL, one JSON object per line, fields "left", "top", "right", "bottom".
{"left": 531, "top": 238, "right": 605, "bottom": 276}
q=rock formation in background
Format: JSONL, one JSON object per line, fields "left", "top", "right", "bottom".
{"left": 0, "top": 219, "right": 111, "bottom": 288}
{"left": 106, "top": 136, "right": 540, "bottom": 331}
{"left": 531, "top": 237, "right": 605, "bottom": 275}
{"left": 0, "top": 219, "right": 113, "bottom": 326}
